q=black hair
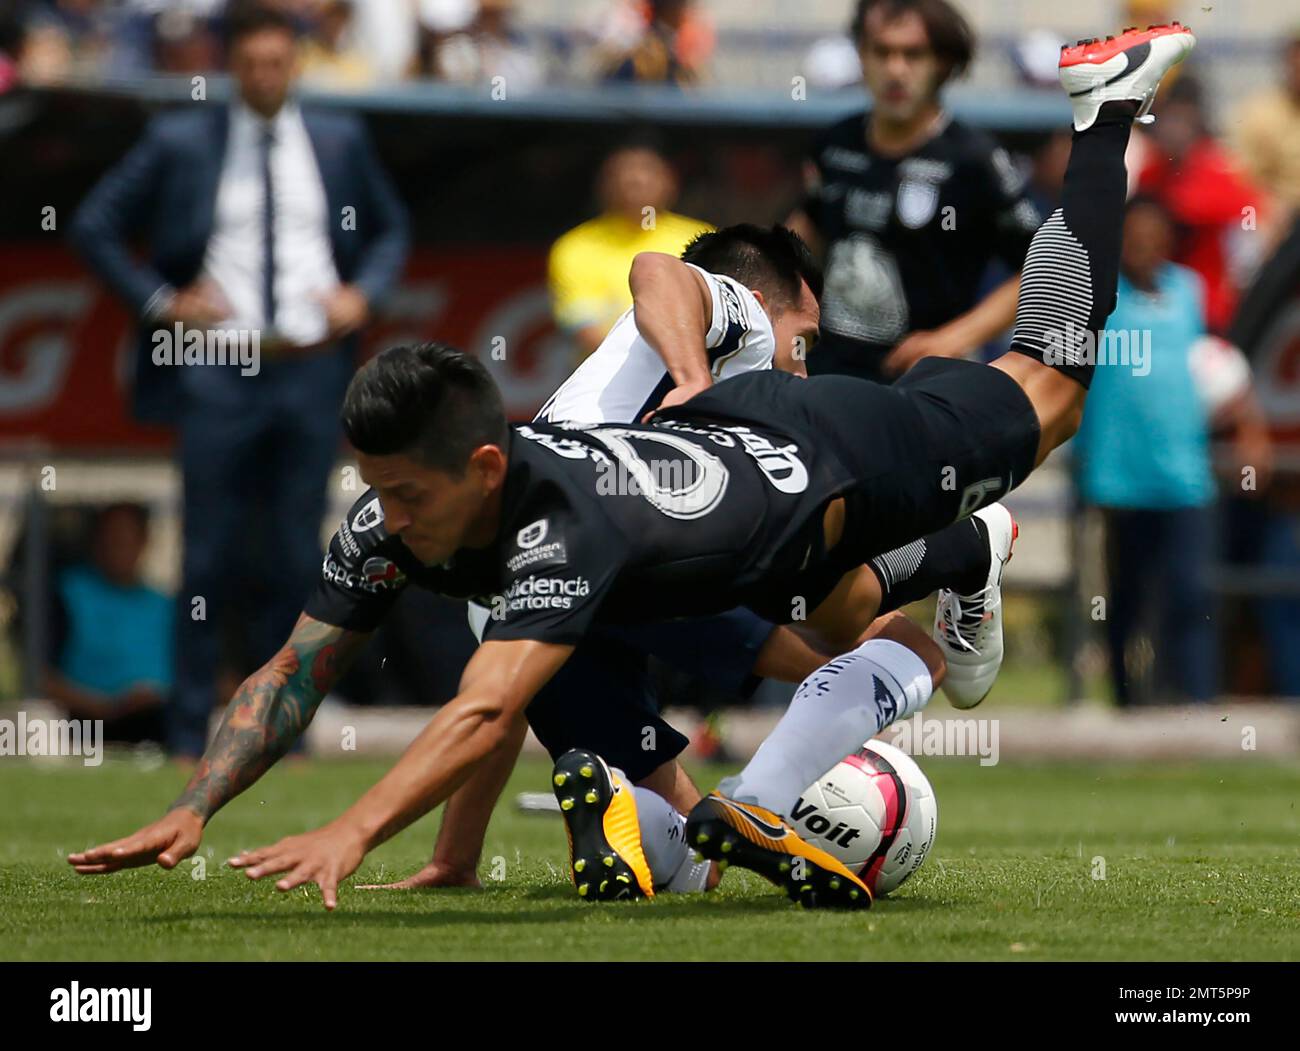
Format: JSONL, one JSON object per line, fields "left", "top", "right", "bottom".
{"left": 680, "top": 224, "right": 823, "bottom": 310}
{"left": 341, "top": 343, "right": 508, "bottom": 474}
{"left": 226, "top": 1, "right": 299, "bottom": 46}
{"left": 849, "top": 0, "right": 975, "bottom": 83}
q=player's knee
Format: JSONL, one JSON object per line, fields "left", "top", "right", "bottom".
{"left": 862, "top": 611, "right": 946, "bottom": 690}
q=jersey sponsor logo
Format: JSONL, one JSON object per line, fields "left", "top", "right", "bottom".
{"left": 896, "top": 178, "right": 940, "bottom": 229}
{"left": 337, "top": 522, "right": 362, "bottom": 559}
{"left": 517, "top": 519, "right": 548, "bottom": 549}
{"left": 725, "top": 426, "right": 809, "bottom": 494}
{"left": 496, "top": 574, "right": 591, "bottom": 616}
{"left": 506, "top": 520, "right": 568, "bottom": 573}
{"left": 845, "top": 188, "right": 892, "bottom": 232}
{"left": 821, "top": 145, "right": 871, "bottom": 173}
{"left": 351, "top": 497, "right": 384, "bottom": 533}
{"left": 822, "top": 234, "right": 908, "bottom": 344}
{"left": 322, "top": 553, "right": 405, "bottom": 594}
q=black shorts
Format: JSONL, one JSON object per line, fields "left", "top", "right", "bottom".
{"left": 743, "top": 357, "right": 1042, "bottom": 622}
{"left": 524, "top": 607, "right": 775, "bottom": 781}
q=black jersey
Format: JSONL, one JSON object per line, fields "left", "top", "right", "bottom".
{"left": 803, "top": 111, "right": 1042, "bottom": 382}
{"left": 304, "top": 373, "right": 860, "bottom": 645}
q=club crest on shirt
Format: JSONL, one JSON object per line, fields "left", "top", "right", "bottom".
{"left": 896, "top": 178, "right": 939, "bottom": 229}
{"left": 362, "top": 556, "right": 406, "bottom": 591}
{"left": 351, "top": 497, "right": 384, "bottom": 533}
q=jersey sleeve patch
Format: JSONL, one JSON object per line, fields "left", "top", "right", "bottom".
{"left": 303, "top": 490, "right": 409, "bottom": 632}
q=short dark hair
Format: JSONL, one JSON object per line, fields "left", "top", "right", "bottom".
{"left": 681, "top": 224, "right": 822, "bottom": 310}
{"left": 226, "top": 1, "right": 299, "bottom": 46}
{"left": 850, "top": 0, "right": 975, "bottom": 83}
{"left": 342, "top": 343, "right": 508, "bottom": 474}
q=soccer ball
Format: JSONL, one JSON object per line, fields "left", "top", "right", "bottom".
{"left": 789, "top": 739, "right": 937, "bottom": 897}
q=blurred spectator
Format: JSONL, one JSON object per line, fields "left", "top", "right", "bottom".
{"left": 0, "top": 7, "right": 22, "bottom": 93}
{"left": 1073, "top": 198, "right": 1267, "bottom": 706}
{"left": 70, "top": 2, "right": 408, "bottom": 756}
{"left": 43, "top": 504, "right": 173, "bottom": 744}
{"left": 1232, "top": 31, "right": 1300, "bottom": 221}
{"left": 787, "top": 0, "right": 1041, "bottom": 383}
{"left": 597, "top": 0, "right": 714, "bottom": 86}
{"left": 16, "top": 0, "right": 115, "bottom": 85}
{"left": 299, "top": 0, "right": 375, "bottom": 89}
{"left": 414, "top": 0, "right": 540, "bottom": 91}
{"left": 548, "top": 135, "right": 711, "bottom": 360}
{"left": 1137, "top": 76, "right": 1265, "bottom": 335}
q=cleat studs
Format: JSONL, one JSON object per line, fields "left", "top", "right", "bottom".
{"left": 720, "top": 839, "right": 733, "bottom": 854}
{"left": 579, "top": 765, "right": 594, "bottom": 779}
{"left": 584, "top": 790, "right": 598, "bottom": 804}
{"left": 692, "top": 851, "right": 705, "bottom": 864}
{"left": 695, "top": 832, "right": 709, "bottom": 845}
{"left": 561, "top": 797, "right": 575, "bottom": 811}
{"left": 578, "top": 883, "right": 589, "bottom": 897}
{"left": 829, "top": 878, "right": 841, "bottom": 890}
{"left": 778, "top": 861, "right": 790, "bottom": 873}
{"left": 800, "top": 884, "right": 813, "bottom": 894}
{"left": 850, "top": 889, "right": 860, "bottom": 900}
{"left": 599, "top": 880, "right": 609, "bottom": 893}
{"left": 553, "top": 773, "right": 567, "bottom": 787}
{"left": 574, "top": 859, "right": 586, "bottom": 873}
{"left": 716, "top": 860, "right": 729, "bottom": 872}
{"left": 603, "top": 855, "right": 615, "bottom": 868}
{"left": 616, "top": 874, "right": 630, "bottom": 884}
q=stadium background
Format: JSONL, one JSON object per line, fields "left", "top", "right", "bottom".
{"left": 1, "top": 0, "right": 1299, "bottom": 764}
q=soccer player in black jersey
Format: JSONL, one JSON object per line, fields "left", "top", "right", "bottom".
{"left": 787, "top": 0, "right": 1042, "bottom": 383}
{"left": 69, "top": 24, "right": 1196, "bottom": 910}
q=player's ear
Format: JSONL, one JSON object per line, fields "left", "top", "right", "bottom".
{"left": 467, "top": 444, "right": 508, "bottom": 491}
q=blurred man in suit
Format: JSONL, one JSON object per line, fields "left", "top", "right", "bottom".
{"left": 71, "top": 2, "right": 409, "bottom": 757}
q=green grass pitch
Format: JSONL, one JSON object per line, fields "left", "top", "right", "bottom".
{"left": 2, "top": 754, "right": 1298, "bottom": 961}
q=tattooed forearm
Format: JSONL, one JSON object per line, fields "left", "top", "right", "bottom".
{"left": 169, "top": 615, "right": 369, "bottom": 822}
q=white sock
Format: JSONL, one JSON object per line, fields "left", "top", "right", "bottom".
{"left": 632, "top": 786, "right": 709, "bottom": 893}
{"left": 719, "top": 638, "right": 933, "bottom": 817}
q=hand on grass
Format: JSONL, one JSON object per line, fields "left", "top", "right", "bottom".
{"left": 229, "top": 821, "right": 368, "bottom": 910}
{"left": 68, "top": 809, "right": 203, "bottom": 874}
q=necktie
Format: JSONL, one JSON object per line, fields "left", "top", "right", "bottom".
{"left": 260, "top": 124, "right": 276, "bottom": 330}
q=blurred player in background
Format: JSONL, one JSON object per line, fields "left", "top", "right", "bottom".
{"left": 548, "top": 134, "right": 711, "bottom": 362}
{"left": 787, "top": 0, "right": 1041, "bottom": 382}
{"left": 70, "top": 1, "right": 408, "bottom": 758}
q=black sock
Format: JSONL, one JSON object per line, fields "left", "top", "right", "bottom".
{"left": 1008, "top": 106, "right": 1135, "bottom": 388}
{"left": 871, "top": 516, "right": 991, "bottom": 615}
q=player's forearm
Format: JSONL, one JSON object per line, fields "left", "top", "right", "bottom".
{"left": 342, "top": 691, "right": 519, "bottom": 852}
{"left": 629, "top": 253, "right": 713, "bottom": 386}
{"left": 941, "top": 274, "right": 1021, "bottom": 350}
{"left": 169, "top": 616, "right": 362, "bottom": 822}
{"left": 431, "top": 713, "right": 528, "bottom": 874}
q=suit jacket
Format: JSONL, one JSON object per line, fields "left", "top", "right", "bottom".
{"left": 70, "top": 103, "right": 410, "bottom": 424}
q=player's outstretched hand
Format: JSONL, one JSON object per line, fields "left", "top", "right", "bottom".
{"left": 357, "top": 860, "right": 483, "bottom": 891}
{"left": 229, "top": 822, "right": 367, "bottom": 911}
{"left": 68, "top": 809, "right": 204, "bottom": 874}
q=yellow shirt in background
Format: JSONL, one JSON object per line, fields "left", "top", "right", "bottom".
{"left": 1232, "top": 87, "right": 1300, "bottom": 212}
{"left": 548, "top": 211, "right": 713, "bottom": 341}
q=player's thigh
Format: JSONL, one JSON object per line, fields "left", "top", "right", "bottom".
{"left": 524, "top": 635, "right": 688, "bottom": 782}
{"left": 802, "top": 565, "right": 884, "bottom": 654}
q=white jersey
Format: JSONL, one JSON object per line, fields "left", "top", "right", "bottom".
{"left": 535, "top": 264, "right": 776, "bottom": 426}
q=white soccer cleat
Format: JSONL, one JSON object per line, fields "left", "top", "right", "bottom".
{"left": 1059, "top": 22, "right": 1197, "bottom": 132}
{"left": 933, "top": 503, "right": 1017, "bottom": 710}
